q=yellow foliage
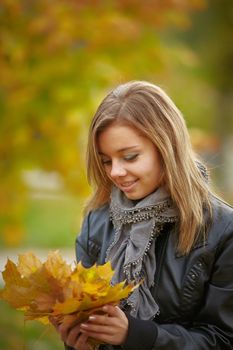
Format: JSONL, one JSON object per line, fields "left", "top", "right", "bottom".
{"left": 0, "top": 250, "right": 137, "bottom": 349}
{"left": 2, "top": 224, "right": 25, "bottom": 247}
{"left": 0, "top": 0, "right": 208, "bottom": 247}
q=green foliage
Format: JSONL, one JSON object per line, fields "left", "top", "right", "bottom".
{"left": 0, "top": 301, "right": 63, "bottom": 350}
{"left": 0, "top": 4, "right": 232, "bottom": 350}
{"left": 23, "top": 196, "right": 81, "bottom": 248}
{"left": 1, "top": 0, "right": 233, "bottom": 244}
{"left": 0, "top": 0, "right": 209, "bottom": 245}
{"left": 0, "top": 195, "right": 80, "bottom": 247}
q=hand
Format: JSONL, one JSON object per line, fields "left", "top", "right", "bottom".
{"left": 50, "top": 315, "right": 89, "bottom": 350}
{"left": 80, "top": 305, "right": 129, "bottom": 346}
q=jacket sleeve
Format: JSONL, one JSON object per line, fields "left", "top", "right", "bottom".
{"left": 75, "top": 205, "right": 112, "bottom": 267}
{"left": 123, "top": 224, "right": 233, "bottom": 350}
{"left": 64, "top": 212, "right": 98, "bottom": 350}
{"left": 75, "top": 211, "right": 98, "bottom": 266}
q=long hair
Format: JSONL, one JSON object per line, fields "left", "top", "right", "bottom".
{"left": 85, "top": 81, "right": 212, "bottom": 254}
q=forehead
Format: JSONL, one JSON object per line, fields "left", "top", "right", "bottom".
{"left": 97, "top": 123, "right": 150, "bottom": 154}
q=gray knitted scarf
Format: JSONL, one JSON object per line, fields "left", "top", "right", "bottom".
{"left": 105, "top": 185, "right": 179, "bottom": 321}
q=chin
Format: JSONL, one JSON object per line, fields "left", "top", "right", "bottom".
{"left": 125, "top": 192, "right": 143, "bottom": 200}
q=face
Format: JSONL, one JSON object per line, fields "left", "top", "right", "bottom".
{"left": 97, "top": 123, "right": 163, "bottom": 200}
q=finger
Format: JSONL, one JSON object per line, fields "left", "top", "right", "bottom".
{"left": 66, "top": 325, "right": 81, "bottom": 347}
{"left": 57, "top": 315, "right": 81, "bottom": 341}
{"left": 74, "top": 333, "right": 89, "bottom": 349}
{"left": 102, "top": 305, "right": 120, "bottom": 317}
{"left": 80, "top": 329, "right": 112, "bottom": 344}
{"left": 59, "top": 323, "right": 80, "bottom": 343}
{"left": 88, "top": 313, "right": 110, "bottom": 325}
{"left": 58, "top": 322, "right": 70, "bottom": 342}
{"left": 80, "top": 322, "right": 114, "bottom": 335}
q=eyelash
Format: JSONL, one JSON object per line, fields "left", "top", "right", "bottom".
{"left": 124, "top": 154, "right": 138, "bottom": 161}
{"left": 102, "top": 160, "right": 111, "bottom": 165}
{"left": 101, "top": 154, "right": 139, "bottom": 165}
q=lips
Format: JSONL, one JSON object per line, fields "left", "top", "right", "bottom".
{"left": 118, "top": 179, "right": 138, "bottom": 192}
{"left": 121, "top": 181, "right": 136, "bottom": 187}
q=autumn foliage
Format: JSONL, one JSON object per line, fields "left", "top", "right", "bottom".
{"left": 0, "top": 0, "right": 208, "bottom": 246}
{"left": 0, "top": 251, "right": 136, "bottom": 348}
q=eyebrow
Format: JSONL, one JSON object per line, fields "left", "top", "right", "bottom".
{"left": 98, "top": 145, "right": 140, "bottom": 155}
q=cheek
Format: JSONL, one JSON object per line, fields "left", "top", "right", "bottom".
{"left": 141, "top": 158, "right": 163, "bottom": 182}
{"left": 139, "top": 158, "right": 156, "bottom": 174}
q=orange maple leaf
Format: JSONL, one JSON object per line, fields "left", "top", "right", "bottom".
{"left": 0, "top": 250, "right": 138, "bottom": 349}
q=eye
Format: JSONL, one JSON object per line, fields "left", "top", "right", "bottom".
{"left": 101, "top": 158, "right": 112, "bottom": 166}
{"left": 124, "top": 154, "right": 139, "bottom": 161}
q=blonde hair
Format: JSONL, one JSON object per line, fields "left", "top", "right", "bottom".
{"left": 86, "top": 81, "right": 212, "bottom": 254}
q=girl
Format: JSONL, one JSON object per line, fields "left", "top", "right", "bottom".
{"left": 56, "top": 81, "right": 233, "bottom": 350}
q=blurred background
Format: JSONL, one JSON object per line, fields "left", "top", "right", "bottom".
{"left": 0, "top": 0, "right": 232, "bottom": 349}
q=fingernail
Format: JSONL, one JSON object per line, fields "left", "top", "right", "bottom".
{"left": 81, "top": 323, "right": 88, "bottom": 328}
{"left": 89, "top": 316, "right": 96, "bottom": 321}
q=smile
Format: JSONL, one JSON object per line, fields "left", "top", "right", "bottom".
{"left": 118, "top": 180, "right": 138, "bottom": 192}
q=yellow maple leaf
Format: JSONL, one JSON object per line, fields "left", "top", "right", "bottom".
{"left": 45, "top": 250, "right": 72, "bottom": 286}
{"left": 0, "top": 251, "right": 138, "bottom": 350}
{"left": 18, "top": 252, "right": 42, "bottom": 277}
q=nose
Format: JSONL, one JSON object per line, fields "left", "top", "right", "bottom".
{"left": 110, "top": 160, "right": 127, "bottom": 178}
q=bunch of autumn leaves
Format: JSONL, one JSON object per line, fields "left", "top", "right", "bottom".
{"left": 0, "top": 251, "right": 136, "bottom": 348}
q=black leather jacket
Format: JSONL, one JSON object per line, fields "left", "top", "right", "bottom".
{"left": 73, "top": 196, "right": 233, "bottom": 350}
